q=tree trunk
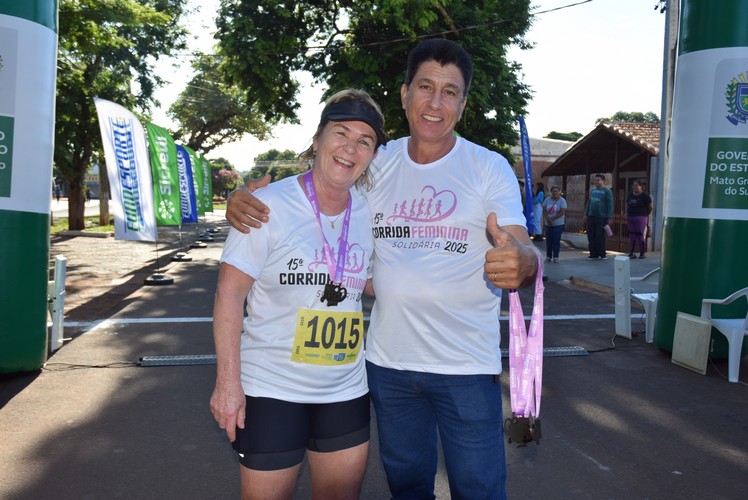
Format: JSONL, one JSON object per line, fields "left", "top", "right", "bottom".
{"left": 67, "top": 178, "right": 85, "bottom": 230}
{"left": 99, "top": 161, "right": 110, "bottom": 226}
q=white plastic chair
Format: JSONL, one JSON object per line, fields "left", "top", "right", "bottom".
{"left": 700, "top": 287, "right": 748, "bottom": 383}
{"left": 47, "top": 255, "right": 67, "bottom": 353}
{"left": 614, "top": 255, "right": 659, "bottom": 342}
{"left": 631, "top": 268, "right": 660, "bottom": 343}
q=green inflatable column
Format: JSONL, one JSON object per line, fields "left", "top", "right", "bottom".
{"left": 656, "top": 0, "right": 748, "bottom": 356}
{"left": 0, "top": 1, "right": 58, "bottom": 372}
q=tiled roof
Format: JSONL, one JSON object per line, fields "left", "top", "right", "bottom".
{"left": 600, "top": 121, "right": 660, "bottom": 155}
{"left": 542, "top": 120, "right": 661, "bottom": 177}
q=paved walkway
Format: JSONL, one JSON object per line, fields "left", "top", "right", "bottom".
{"left": 1, "top": 220, "right": 746, "bottom": 499}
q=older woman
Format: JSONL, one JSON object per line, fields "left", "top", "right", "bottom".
{"left": 210, "top": 89, "right": 385, "bottom": 500}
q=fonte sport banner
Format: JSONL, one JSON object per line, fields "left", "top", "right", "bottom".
{"left": 183, "top": 144, "right": 205, "bottom": 216}
{"left": 94, "top": 97, "right": 157, "bottom": 241}
{"left": 176, "top": 144, "right": 198, "bottom": 223}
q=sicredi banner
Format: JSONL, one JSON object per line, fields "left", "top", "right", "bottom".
{"left": 146, "top": 122, "right": 182, "bottom": 226}
{"left": 94, "top": 98, "right": 158, "bottom": 242}
{"left": 0, "top": 1, "right": 58, "bottom": 373}
{"left": 199, "top": 154, "right": 213, "bottom": 213}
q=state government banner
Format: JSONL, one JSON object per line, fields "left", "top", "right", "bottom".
{"left": 94, "top": 97, "right": 157, "bottom": 242}
{"left": 0, "top": 0, "right": 58, "bottom": 373}
{"left": 145, "top": 122, "right": 182, "bottom": 226}
{"left": 175, "top": 144, "right": 198, "bottom": 223}
{"left": 656, "top": 0, "right": 748, "bottom": 356}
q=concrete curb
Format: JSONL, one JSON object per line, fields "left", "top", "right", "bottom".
{"left": 568, "top": 276, "right": 615, "bottom": 298}
{"left": 56, "top": 230, "right": 113, "bottom": 238}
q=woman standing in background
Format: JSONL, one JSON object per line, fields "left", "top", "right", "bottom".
{"left": 532, "top": 182, "right": 545, "bottom": 241}
{"left": 625, "top": 180, "right": 653, "bottom": 259}
{"left": 542, "top": 186, "right": 567, "bottom": 262}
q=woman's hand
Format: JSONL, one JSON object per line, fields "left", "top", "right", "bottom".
{"left": 210, "top": 379, "right": 246, "bottom": 442}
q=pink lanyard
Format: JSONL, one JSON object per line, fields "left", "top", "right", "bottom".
{"left": 507, "top": 257, "right": 544, "bottom": 418}
{"left": 302, "top": 171, "right": 351, "bottom": 283}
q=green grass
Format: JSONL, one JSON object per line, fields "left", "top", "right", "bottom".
{"left": 51, "top": 216, "right": 114, "bottom": 234}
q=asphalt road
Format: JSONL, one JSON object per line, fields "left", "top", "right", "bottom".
{"left": 0, "top": 215, "right": 746, "bottom": 499}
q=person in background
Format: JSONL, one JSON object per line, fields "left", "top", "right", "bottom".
{"left": 210, "top": 89, "right": 385, "bottom": 500}
{"left": 531, "top": 181, "right": 545, "bottom": 241}
{"left": 626, "top": 179, "right": 653, "bottom": 259}
{"left": 542, "top": 185, "right": 567, "bottom": 262}
{"left": 223, "top": 39, "right": 539, "bottom": 500}
{"left": 582, "top": 173, "right": 613, "bottom": 260}
{"left": 518, "top": 179, "right": 526, "bottom": 211}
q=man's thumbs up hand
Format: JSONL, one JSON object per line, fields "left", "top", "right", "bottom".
{"left": 485, "top": 213, "right": 539, "bottom": 289}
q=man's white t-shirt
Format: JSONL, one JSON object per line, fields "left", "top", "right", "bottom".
{"left": 220, "top": 175, "right": 372, "bottom": 403}
{"left": 364, "top": 136, "right": 525, "bottom": 375}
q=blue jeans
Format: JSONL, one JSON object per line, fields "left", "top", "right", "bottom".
{"left": 367, "top": 361, "right": 507, "bottom": 500}
{"left": 545, "top": 224, "right": 564, "bottom": 259}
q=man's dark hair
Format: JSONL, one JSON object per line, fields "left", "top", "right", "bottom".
{"left": 594, "top": 173, "right": 606, "bottom": 181}
{"left": 404, "top": 39, "right": 474, "bottom": 96}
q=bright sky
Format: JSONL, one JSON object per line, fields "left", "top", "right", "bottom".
{"left": 153, "top": 0, "right": 667, "bottom": 171}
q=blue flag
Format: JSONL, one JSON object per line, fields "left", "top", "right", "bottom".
{"left": 176, "top": 145, "right": 198, "bottom": 223}
{"left": 519, "top": 116, "right": 534, "bottom": 234}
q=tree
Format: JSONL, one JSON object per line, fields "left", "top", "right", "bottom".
{"left": 545, "top": 131, "right": 582, "bottom": 142}
{"left": 209, "top": 157, "right": 236, "bottom": 174}
{"left": 55, "top": 0, "right": 188, "bottom": 229}
{"left": 212, "top": 168, "right": 243, "bottom": 198}
{"left": 597, "top": 111, "right": 660, "bottom": 124}
{"left": 215, "top": 0, "right": 533, "bottom": 156}
{"left": 168, "top": 53, "right": 273, "bottom": 161}
{"left": 247, "top": 149, "right": 303, "bottom": 181}
{"left": 255, "top": 149, "right": 298, "bottom": 163}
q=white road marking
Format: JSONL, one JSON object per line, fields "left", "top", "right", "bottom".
{"left": 67, "top": 314, "right": 617, "bottom": 333}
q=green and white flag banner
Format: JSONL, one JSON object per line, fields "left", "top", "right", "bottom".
{"left": 199, "top": 154, "right": 213, "bottom": 213}
{"left": 146, "top": 122, "right": 182, "bottom": 226}
{"left": 0, "top": 13, "right": 56, "bottom": 212}
{"left": 94, "top": 98, "right": 158, "bottom": 242}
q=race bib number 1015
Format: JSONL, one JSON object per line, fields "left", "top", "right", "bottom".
{"left": 292, "top": 309, "right": 364, "bottom": 366}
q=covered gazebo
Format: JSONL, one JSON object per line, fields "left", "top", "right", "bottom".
{"left": 542, "top": 121, "right": 660, "bottom": 252}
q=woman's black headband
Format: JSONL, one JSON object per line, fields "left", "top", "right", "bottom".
{"left": 320, "top": 100, "right": 386, "bottom": 148}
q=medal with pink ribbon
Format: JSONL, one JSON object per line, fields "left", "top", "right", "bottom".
{"left": 504, "top": 257, "right": 544, "bottom": 446}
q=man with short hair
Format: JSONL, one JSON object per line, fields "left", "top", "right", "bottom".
{"left": 582, "top": 173, "right": 614, "bottom": 260}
